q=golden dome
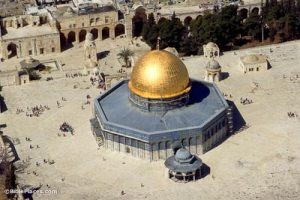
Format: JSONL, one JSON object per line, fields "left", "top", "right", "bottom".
{"left": 128, "top": 50, "right": 191, "bottom": 99}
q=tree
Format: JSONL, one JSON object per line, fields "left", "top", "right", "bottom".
{"left": 243, "top": 14, "right": 262, "bottom": 40}
{"left": 142, "top": 13, "right": 158, "bottom": 49}
{"left": 117, "top": 48, "right": 134, "bottom": 68}
{"left": 158, "top": 12, "right": 185, "bottom": 50}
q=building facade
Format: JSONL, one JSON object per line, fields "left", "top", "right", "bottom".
{"left": 240, "top": 54, "right": 268, "bottom": 73}
{"left": 0, "top": 4, "right": 128, "bottom": 60}
{"left": 55, "top": 6, "right": 126, "bottom": 47}
{"left": 0, "top": 14, "right": 61, "bottom": 60}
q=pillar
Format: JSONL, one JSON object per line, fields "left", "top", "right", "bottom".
{"left": 75, "top": 31, "right": 79, "bottom": 43}
{"left": 107, "top": 133, "right": 113, "bottom": 150}
{"left": 17, "top": 41, "right": 22, "bottom": 58}
{"left": 190, "top": 137, "right": 197, "bottom": 154}
{"left": 113, "top": 135, "right": 119, "bottom": 151}
{"left": 152, "top": 143, "right": 159, "bottom": 161}
{"left": 196, "top": 136, "right": 203, "bottom": 154}
{"left": 125, "top": 13, "right": 133, "bottom": 38}
{"left": 32, "top": 39, "right": 37, "bottom": 56}
{"left": 98, "top": 28, "right": 102, "bottom": 40}
{"left": 183, "top": 173, "right": 186, "bottom": 182}
{"left": 145, "top": 143, "right": 151, "bottom": 160}
{"left": 110, "top": 25, "right": 115, "bottom": 39}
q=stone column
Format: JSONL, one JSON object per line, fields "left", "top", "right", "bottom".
{"left": 152, "top": 143, "right": 159, "bottom": 161}
{"left": 196, "top": 136, "right": 203, "bottom": 154}
{"left": 183, "top": 173, "right": 186, "bottom": 182}
{"left": 75, "top": 31, "right": 80, "bottom": 43}
{"left": 145, "top": 143, "right": 151, "bottom": 160}
{"left": 125, "top": 13, "right": 133, "bottom": 38}
{"left": 193, "top": 171, "right": 196, "bottom": 181}
{"left": 32, "top": 39, "right": 37, "bottom": 56}
{"left": 98, "top": 28, "right": 102, "bottom": 41}
{"left": 110, "top": 25, "right": 115, "bottom": 39}
{"left": 17, "top": 41, "right": 22, "bottom": 58}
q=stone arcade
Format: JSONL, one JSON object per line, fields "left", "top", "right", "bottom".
{"left": 91, "top": 50, "right": 233, "bottom": 161}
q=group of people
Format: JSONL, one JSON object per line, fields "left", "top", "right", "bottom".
{"left": 240, "top": 97, "right": 253, "bottom": 105}
{"left": 287, "top": 112, "right": 298, "bottom": 118}
{"left": 17, "top": 105, "right": 50, "bottom": 117}
{"left": 283, "top": 74, "right": 299, "bottom": 81}
{"left": 223, "top": 93, "right": 233, "bottom": 98}
{"left": 65, "top": 73, "right": 83, "bottom": 78}
{"left": 57, "top": 97, "right": 67, "bottom": 108}
{"left": 59, "top": 122, "right": 74, "bottom": 135}
{"left": 35, "top": 159, "right": 55, "bottom": 167}
{"left": 118, "top": 68, "right": 125, "bottom": 73}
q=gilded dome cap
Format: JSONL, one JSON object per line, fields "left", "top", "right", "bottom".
{"left": 128, "top": 50, "right": 191, "bottom": 99}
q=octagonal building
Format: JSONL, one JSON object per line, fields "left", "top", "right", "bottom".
{"left": 91, "top": 50, "right": 233, "bottom": 161}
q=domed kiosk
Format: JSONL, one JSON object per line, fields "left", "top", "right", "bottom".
{"left": 165, "top": 148, "right": 202, "bottom": 182}
{"left": 204, "top": 59, "right": 222, "bottom": 82}
{"left": 91, "top": 49, "right": 232, "bottom": 161}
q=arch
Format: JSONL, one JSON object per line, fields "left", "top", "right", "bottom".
{"left": 79, "top": 29, "right": 87, "bottom": 42}
{"left": 115, "top": 24, "right": 125, "bottom": 37}
{"left": 7, "top": 43, "right": 17, "bottom": 58}
{"left": 184, "top": 16, "right": 192, "bottom": 26}
{"left": 60, "top": 33, "right": 67, "bottom": 49}
{"left": 90, "top": 28, "right": 98, "bottom": 40}
{"left": 67, "top": 31, "right": 76, "bottom": 43}
{"left": 196, "top": 15, "right": 202, "bottom": 20}
{"left": 102, "top": 27, "right": 110, "bottom": 40}
{"left": 239, "top": 8, "right": 248, "bottom": 20}
{"left": 251, "top": 7, "right": 259, "bottom": 15}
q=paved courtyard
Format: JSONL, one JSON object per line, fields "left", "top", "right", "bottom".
{"left": 0, "top": 39, "right": 299, "bottom": 199}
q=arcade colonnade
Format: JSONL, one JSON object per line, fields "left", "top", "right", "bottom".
{"left": 92, "top": 114, "right": 229, "bottom": 161}
{"left": 60, "top": 23, "right": 125, "bottom": 46}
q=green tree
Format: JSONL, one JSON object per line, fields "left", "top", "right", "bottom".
{"left": 117, "top": 48, "right": 134, "bottom": 68}
{"left": 142, "top": 13, "right": 158, "bottom": 49}
{"left": 158, "top": 12, "right": 185, "bottom": 50}
{"left": 243, "top": 13, "right": 262, "bottom": 40}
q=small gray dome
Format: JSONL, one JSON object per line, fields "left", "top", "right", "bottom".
{"left": 206, "top": 59, "right": 220, "bottom": 70}
{"left": 175, "top": 148, "right": 193, "bottom": 162}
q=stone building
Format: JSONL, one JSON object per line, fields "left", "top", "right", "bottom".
{"left": 0, "top": 70, "right": 20, "bottom": 86}
{"left": 240, "top": 54, "right": 268, "bottom": 73}
{"left": 0, "top": 3, "right": 128, "bottom": 60}
{"left": 84, "top": 33, "right": 98, "bottom": 68}
{"left": 204, "top": 59, "right": 222, "bottom": 82}
{"left": 0, "top": 0, "right": 36, "bottom": 17}
{"left": 0, "top": 13, "right": 61, "bottom": 60}
{"left": 203, "top": 42, "right": 219, "bottom": 58}
{"left": 53, "top": 6, "right": 126, "bottom": 48}
{"left": 91, "top": 50, "right": 233, "bottom": 161}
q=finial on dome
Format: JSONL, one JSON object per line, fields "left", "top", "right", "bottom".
{"left": 156, "top": 36, "right": 161, "bottom": 50}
